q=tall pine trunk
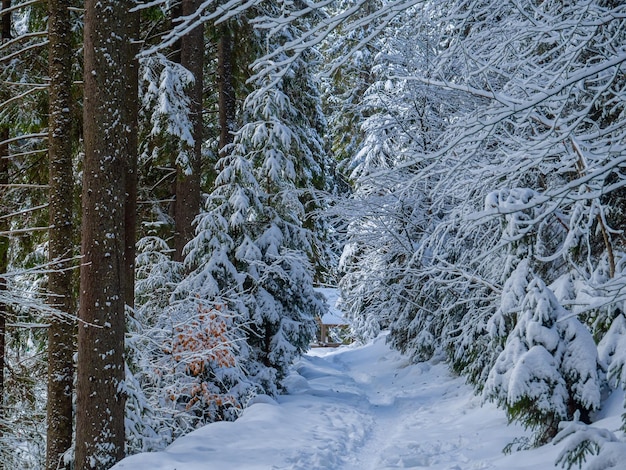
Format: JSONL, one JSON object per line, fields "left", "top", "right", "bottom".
{"left": 0, "top": 0, "right": 11, "bottom": 457}
{"left": 173, "top": 0, "right": 203, "bottom": 261}
{"left": 46, "top": 0, "right": 75, "bottom": 468}
{"left": 1, "top": 0, "right": 9, "bottom": 41}
{"left": 217, "top": 24, "right": 236, "bottom": 155}
{"left": 0, "top": 116, "right": 7, "bottom": 470}
{"left": 75, "top": 0, "right": 137, "bottom": 467}
{"left": 125, "top": 13, "right": 139, "bottom": 311}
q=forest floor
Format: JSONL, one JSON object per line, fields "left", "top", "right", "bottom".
{"left": 113, "top": 333, "right": 624, "bottom": 469}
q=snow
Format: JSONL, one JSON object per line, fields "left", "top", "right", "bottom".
{"left": 109, "top": 332, "right": 614, "bottom": 470}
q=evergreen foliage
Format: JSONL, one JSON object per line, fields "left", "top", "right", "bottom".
{"left": 485, "top": 276, "right": 601, "bottom": 446}
{"left": 335, "top": 0, "right": 626, "bottom": 454}
{"left": 184, "top": 53, "right": 326, "bottom": 394}
{"left": 4, "top": 0, "right": 626, "bottom": 465}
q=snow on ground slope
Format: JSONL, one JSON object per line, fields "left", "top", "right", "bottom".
{"left": 113, "top": 334, "right": 622, "bottom": 469}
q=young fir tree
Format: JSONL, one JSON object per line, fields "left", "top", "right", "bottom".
{"left": 485, "top": 276, "right": 602, "bottom": 447}
{"left": 125, "top": 234, "right": 249, "bottom": 453}
{"left": 176, "top": 18, "right": 328, "bottom": 395}
{"left": 138, "top": 51, "right": 196, "bottom": 216}
{"left": 183, "top": 100, "right": 321, "bottom": 394}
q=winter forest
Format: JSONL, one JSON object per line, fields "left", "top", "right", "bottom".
{"left": 1, "top": 0, "right": 626, "bottom": 468}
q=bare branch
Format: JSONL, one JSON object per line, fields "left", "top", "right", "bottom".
{"left": 0, "top": 226, "right": 50, "bottom": 236}
{"left": 0, "top": 39, "right": 49, "bottom": 63}
{"left": 0, "top": 203, "right": 48, "bottom": 220}
{"left": 0, "top": 0, "right": 42, "bottom": 16}
{"left": 0, "top": 132, "right": 48, "bottom": 148}
{"left": 0, "top": 183, "right": 48, "bottom": 188}
{"left": 0, "top": 30, "right": 47, "bottom": 52}
{"left": 0, "top": 85, "right": 47, "bottom": 109}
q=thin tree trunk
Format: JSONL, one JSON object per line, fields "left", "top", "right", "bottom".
{"left": 0, "top": 125, "right": 7, "bottom": 466}
{"left": 124, "top": 12, "right": 139, "bottom": 311}
{"left": 1, "top": 0, "right": 10, "bottom": 41}
{"left": 218, "top": 24, "right": 236, "bottom": 155}
{"left": 75, "top": 0, "right": 136, "bottom": 467}
{"left": 173, "top": 0, "right": 203, "bottom": 261}
{"left": 46, "top": 0, "right": 75, "bottom": 468}
{"left": 0, "top": 0, "right": 11, "bottom": 458}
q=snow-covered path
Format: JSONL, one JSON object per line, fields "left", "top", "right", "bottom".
{"left": 299, "top": 337, "right": 539, "bottom": 470}
{"left": 113, "top": 335, "right": 577, "bottom": 469}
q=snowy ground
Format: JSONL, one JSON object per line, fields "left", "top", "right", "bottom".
{"left": 113, "top": 334, "right": 624, "bottom": 469}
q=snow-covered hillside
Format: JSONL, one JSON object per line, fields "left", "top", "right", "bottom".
{"left": 112, "top": 334, "right": 625, "bottom": 469}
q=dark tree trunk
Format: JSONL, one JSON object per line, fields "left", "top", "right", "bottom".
{"left": 75, "top": 0, "right": 137, "bottom": 467}
{"left": 46, "top": 0, "right": 75, "bottom": 468}
{"left": 173, "top": 0, "right": 203, "bottom": 261}
{"left": 0, "top": 121, "right": 7, "bottom": 466}
{"left": 124, "top": 13, "right": 139, "bottom": 311}
{"left": 1, "top": 0, "right": 10, "bottom": 40}
{"left": 0, "top": 0, "right": 11, "bottom": 457}
{"left": 218, "top": 24, "right": 236, "bottom": 155}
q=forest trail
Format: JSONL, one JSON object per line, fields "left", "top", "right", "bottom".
{"left": 331, "top": 356, "right": 473, "bottom": 469}
{"left": 113, "top": 334, "right": 568, "bottom": 470}
{"left": 302, "top": 339, "right": 503, "bottom": 470}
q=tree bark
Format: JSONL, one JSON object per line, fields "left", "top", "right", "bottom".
{"left": 75, "top": 0, "right": 137, "bottom": 467}
{"left": 1, "top": 0, "right": 10, "bottom": 40}
{"left": 173, "top": 0, "right": 203, "bottom": 261}
{"left": 0, "top": 0, "right": 10, "bottom": 459}
{"left": 124, "top": 12, "right": 139, "bottom": 311}
{"left": 0, "top": 119, "right": 7, "bottom": 470}
{"left": 46, "top": 0, "right": 75, "bottom": 468}
{"left": 218, "top": 24, "right": 236, "bottom": 155}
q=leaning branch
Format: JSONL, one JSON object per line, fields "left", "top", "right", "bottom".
{"left": 0, "top": 203, "right": 48, "bottom": 220}
{"left": 0, "top": 226, "right": 50, "bottom": 236}
{"left": 0, "top": 132, "right": 48, "bottom": 148}
{"left": 0, "top": 0, "right": 42, "bottom": 16}
{"left": 0, "top": 40, "right": 49, "bottom": 63}
{"left": 1, "top": 85, "right": 47, "bottom": 109}
{"left": 0, "top": 30, "right": 47, "bottom": 52}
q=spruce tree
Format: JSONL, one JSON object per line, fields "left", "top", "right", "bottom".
{"left": 76, "top": 0, "right": 138, "bottom": 467}
{"left": 485, "top": 276, "right": 601, "bottom": 447}
{"left": 46, "top": 0, "right": 76, "bottom": 467}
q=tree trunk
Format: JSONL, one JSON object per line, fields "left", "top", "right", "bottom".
{"left": 0, "top": 0, "right": 11, "bottom": 459}
{"left": 124, "top": 12, "right": 139, "bottom": 311}
{"left": 0, "top": 123, "right": 7, "bottom": 470}
{"left": 75, "top": 0, "right": 136, "bottom": 467}
{"left": 1, "top": 0, "right": 10, "bottom": 40}
{"left": 218, "top": 24, "right": 236, "bottom": 155}
{"left": 46, "top": 0, "right": 75, "bottom": 468}
{"left": 173, "top": 0, "right": 203, "bottom": 262}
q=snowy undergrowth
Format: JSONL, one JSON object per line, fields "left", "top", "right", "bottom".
{"left": 113, "top": 333, "right": 625, "bottom": 469}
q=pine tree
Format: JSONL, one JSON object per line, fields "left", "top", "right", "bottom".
{"left": 176, "top": 16, "right": 329, "bottom": 394}
{"left": 75, "top": 0, "right": 138, "bottom": 467}
{"left": 46, "top": 0, "right": 76, "bottom": 467}
{"left": 485, "top": 276, "right": 601, "bottom": 447}
{"left": 0, "top": 5, "right": 11, "bottom": 462}
{"left": 173, "top": 0, "right": 204, "bottom": 262}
